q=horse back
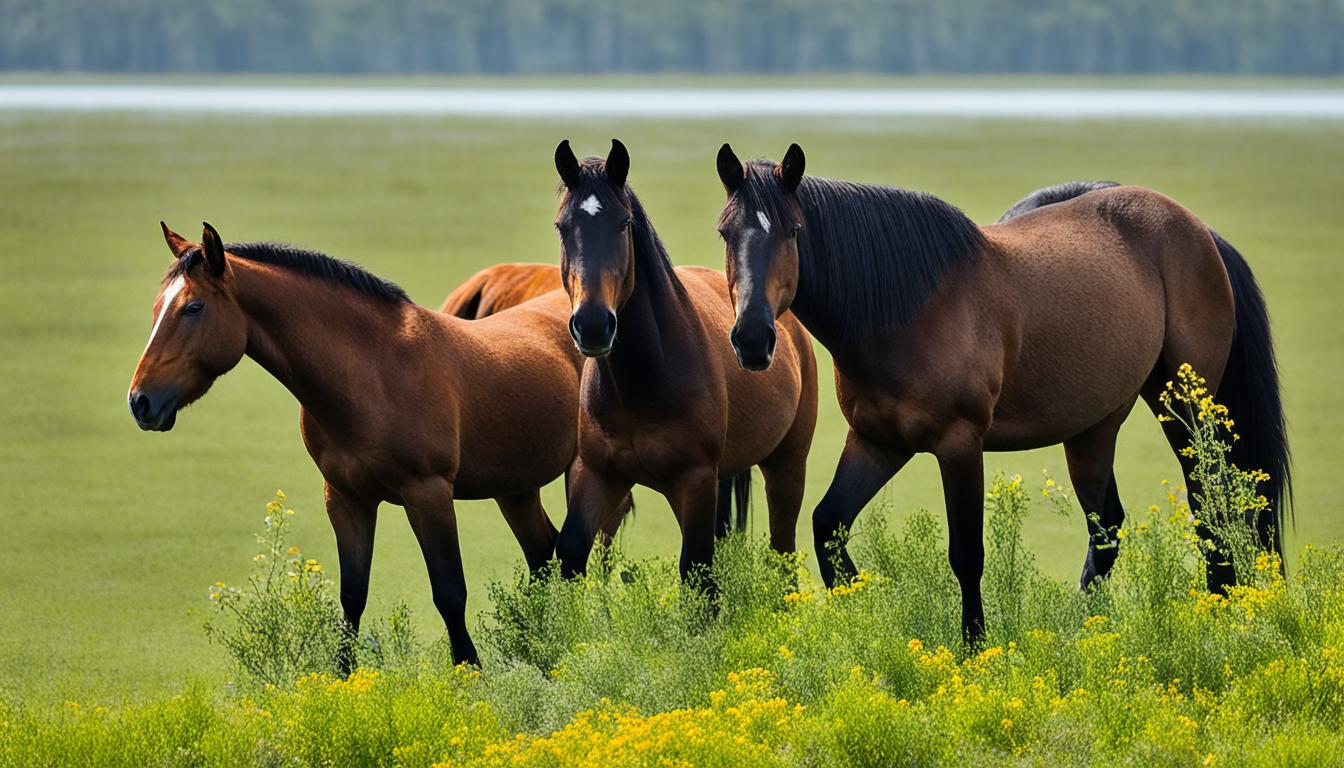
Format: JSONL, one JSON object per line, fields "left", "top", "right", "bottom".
{"left": 939, "top": 186, "right": 1228, "bottom": 449}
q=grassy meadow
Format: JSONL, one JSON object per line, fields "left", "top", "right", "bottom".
{"left": 1, "top": 103, "right": 1342, "bottom": 713}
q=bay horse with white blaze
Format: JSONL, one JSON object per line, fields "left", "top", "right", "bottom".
{"left": 552, "top": 140, "right": 818, "bottom": 585}
{"left": 441, "top": 261, "right": 752, "bottom": 535}
{"left": 715, "top": 144, "right": 1289, "bottom": 643}
{"left": 128, "top": 223, "right": 597, "bottom": 666}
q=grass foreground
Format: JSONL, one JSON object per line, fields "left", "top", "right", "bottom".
{"left": 4, "top": 466, "right": 1341, "bottom": 766}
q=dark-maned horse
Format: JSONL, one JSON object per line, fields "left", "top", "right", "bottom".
{"left": 128, "top": 223, "right": 599, "bottom": 666}
{"left": 1000, "top": 180, "right": 1290, "bottom": 559}
{"left": 715, "top": 144, "right": 1289, "bottom": 643}
{"left": 551, "top": 140, "right": 818, "bottom": 585}
{"left": 439, "top": 262, "right": 752, "bottom": 535}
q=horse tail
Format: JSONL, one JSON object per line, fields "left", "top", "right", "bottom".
{"left": 733, "top": 471, "right": 753, "bottom": 533}
{"left": 440, "top": 270, "right": 489, "bottom": 319}
{"left": 1213, "top": 231, "right": 1292, "bottom": 557}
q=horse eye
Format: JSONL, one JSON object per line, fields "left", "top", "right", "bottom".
{"left": 619, "top": 218, "right": 633, "bottom": 231}
{"left": 789, "top": 225, "right": 802, "bottom": 239}
{"left": 183, "top": 300, "right": 205, "bottom": 316}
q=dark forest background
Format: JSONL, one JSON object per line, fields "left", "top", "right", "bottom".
{"left": 2, "top": 0, "right": 1342, "bottom": 75}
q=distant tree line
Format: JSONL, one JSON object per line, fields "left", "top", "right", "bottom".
{"left": 2, "top": 0, "right": 1342, "bottom": 75}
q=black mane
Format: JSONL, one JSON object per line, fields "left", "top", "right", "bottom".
{"left": 729, "top": 161, "right": 985, "bottom": 337}
{"left": 998, "top": 180, "right": 1119, "bottom": 223}
{"left": 170, "top": 241, "right": 410, "bottom": 303}
{"left": 565, "top": 159, "right": 686, "bottom": 298}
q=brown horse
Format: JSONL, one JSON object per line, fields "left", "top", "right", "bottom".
{"left": 440, "top": 263, "right": 562, "bottom": 319}
{"left": 439, "top": 262, "right": 752, "bottom": 535}
{"left": 128, "top": 223, "right": 594, "bottom": 666}
{"left": 715, "top": 144, "right": 1289, "bottom": 643}
{"left": 551, "top": 140, "right": 818, "bottom": 586}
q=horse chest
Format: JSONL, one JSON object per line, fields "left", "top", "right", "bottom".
{"left": 838, "top": 378, "right": 951, "bottom": 454}
{"left": 579, "top": 398, "right": 709, "bottom": 484}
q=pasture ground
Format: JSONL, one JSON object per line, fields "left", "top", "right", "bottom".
{"left": 1, "top": 104, "right": 1341, "bottom": 705}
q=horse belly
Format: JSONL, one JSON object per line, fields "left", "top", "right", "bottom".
{"left": 453, "top": 408, "right": 575, "bottom": 500}
{"left": 985, "top": 260, "right": 1164, "bottom": 450}
{"left": 450, "top": 351, "right": 579, "bottom": 500}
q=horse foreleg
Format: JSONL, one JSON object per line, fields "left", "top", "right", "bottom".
{"left": 496, "top": 490, "right": 559, "bottom": 576}
{"left": 812, "top": 431, "right": 907, "bottom": 588}
{"left": 556, "top": 457, "right": 632, "bottom": 579}
{"left": 403, "top": 477, "right": 478, "bottom": 666}
{"left": 324, "top": 482, "right": 377, "bottom": 675}
{"left": 936, "top": 426, "right": 986, "bottom": 646}
{"left": 669, "top": 467, "right": 721, "bottom": 592}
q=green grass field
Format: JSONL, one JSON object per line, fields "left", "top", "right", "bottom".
{"left": 1, "top": 106, "right": 1341, "bottom": 706}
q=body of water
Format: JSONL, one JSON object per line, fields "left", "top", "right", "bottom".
{"left": 2, "top": 86, "right": 1343, "bottom": 118}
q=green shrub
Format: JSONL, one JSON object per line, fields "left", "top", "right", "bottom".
{"left": 7, "top": 369, "right": 1340, "bottom": 766}
{"left": 203, "top": 491, "right": 345, "bottom": 690}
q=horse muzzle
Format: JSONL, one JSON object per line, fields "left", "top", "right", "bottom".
{"left": 730, "top": 318, "right": 777, "bottom": 372}
{"left": 569, "top": 306, "right": 618, "bottom": 358}
{"left": 129, "top": 388, "right": 180, "bottom": 432}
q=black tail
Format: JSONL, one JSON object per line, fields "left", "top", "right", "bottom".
{"left": 1213, "top": 231, "right": 1292, "bottom": 556}
{"left": 733, "top": 471, "right": 752, "bottom": 533}
{"left": 1001, "top": 182, "right": 1291, "bottom": 557}
{"left": 714, "top": 472, "right": 754, "bottom": 538}
{"left": 449, "top": 288, "right": 483, "bottom": 319}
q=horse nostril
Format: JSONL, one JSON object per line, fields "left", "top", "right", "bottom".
{"left": 568, "top": 315, "right": 582, "bottom": 343}
{"left": 129, "top": 392, "right": 150, "bottom": 420}
{"left": 604, "top": 310, "right": 617, "bottom": 338}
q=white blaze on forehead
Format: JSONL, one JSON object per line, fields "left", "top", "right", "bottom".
{"left": 579, "top": 194, "right": 602, "bottom": 216}
{"left": 732, "top": 227, "right": 759, "bottom": 320}
{"left": 142, "top": 276, "right": 186, "bottom": 356}
{"left": 756, "top": 210, "right": 771, "bottom": 234}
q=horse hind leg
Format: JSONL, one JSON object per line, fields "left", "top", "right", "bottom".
{"left": 1062, "top": 401, "right": 1134, "bottom": 589}
{"left": 1140, "top": 355, "right": 1237, "bottom": 593}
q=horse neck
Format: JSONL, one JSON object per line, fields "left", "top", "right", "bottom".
{"left": 789, "top": 240, "right": 852, "bottom": 356}
{"left": 600, "top": 218, "right": 691, "bottom": 385}
{"left": 232, "top": 260, "right": 413, "bottom": 435}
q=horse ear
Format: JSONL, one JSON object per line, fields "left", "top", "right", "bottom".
{"left": 200, "top": 222, "right": 226, "bottom": 277}
{"left": 161, "top": 221, "right": 193, "bottom": 258}
{"left": 780, "top": 143, "right": 805, "bottom": 193}
{"left": 606, "top": 139, "right": 629, "bottom": 189}
{"left": 717, "top": 143, "right": 744, "bottom": 194}
{"left": 555, "top": 140, "right": 581, "bottom": 189}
